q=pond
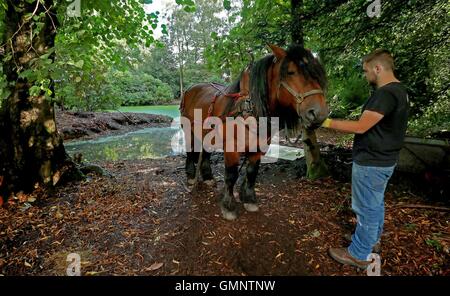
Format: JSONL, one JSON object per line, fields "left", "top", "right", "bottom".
{"left": 64, "top": 105, "right": 304, "bottom": 162}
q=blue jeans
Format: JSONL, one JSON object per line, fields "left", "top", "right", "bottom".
{"left": 348, "top": 162, "right": 395, "bottom": 261}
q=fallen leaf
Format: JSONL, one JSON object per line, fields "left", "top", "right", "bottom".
{"left": 24, "top": 261, "right": 32, "bottom": 268}
{"left": 311, "top": 229, "right": 321, "bottom": 238}
{"left": 55, "top": 211, "right": 64, "bottom": 219}
{"left": 146, "top": 262, "right": 164, "bottom": 271}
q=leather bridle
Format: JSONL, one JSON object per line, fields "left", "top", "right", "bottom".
{"left": 274, "top": 55, "right": 324, "bottom": 116}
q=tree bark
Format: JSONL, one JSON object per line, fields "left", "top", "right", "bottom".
{"left": 0, "top": 0, "right": 80, "bottom": 201}
{"left": 302, "top": 129, "right": 328, "bottom": 179}
{"left": 290, "top": 0, "right": 328, "bottom": 179}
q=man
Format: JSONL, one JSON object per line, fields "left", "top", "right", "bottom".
{"left": 321, "top": 49, "right": 410, "bottom": 269}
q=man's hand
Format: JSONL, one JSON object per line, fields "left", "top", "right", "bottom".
{"left": 321, "top": 118, "right": 332, "bottom": 128}
{"left": 320, "top": 110, "right": 384, "bottom": 134}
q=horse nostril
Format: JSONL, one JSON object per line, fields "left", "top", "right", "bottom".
{"left": 307, "top": 108, "right": 317, "bottom": 121}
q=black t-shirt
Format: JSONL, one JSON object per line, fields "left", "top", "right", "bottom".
{"left": 352, "top": 82, "right": 410, "bottom": 167}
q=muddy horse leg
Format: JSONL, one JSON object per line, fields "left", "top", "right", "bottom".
{"left": 240, "top": 152, "right": 261, "bottom": 212}
{"left": 200, "top": 150, "right": 214, "bottom": 185}
{"left": 186, "top": 151, "right": 199, "bottom": 185}
{"left": 221, "top": 152, "right": 240, "bottom": 220}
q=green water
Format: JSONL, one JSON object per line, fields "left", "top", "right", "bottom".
{"left": 65, "top": 105, "right": 182, "bottom": 162}
{"left": 118, "top": 105, "right": 180, "bottom": 118}
{"left": 65, "top": 127, "right": 183, "bottom": 162}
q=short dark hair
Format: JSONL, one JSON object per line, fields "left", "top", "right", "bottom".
{"left": 362, "top": 49, "right": 395, "bottom": 71}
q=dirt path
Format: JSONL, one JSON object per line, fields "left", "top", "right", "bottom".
{"left": 0, "top": 153, "right": 448, "bottom": 276}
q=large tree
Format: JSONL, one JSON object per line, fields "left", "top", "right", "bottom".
{"left": 0, "top": 0, "right": 74, "bottom": 200}
{"left": 0, "top": 0, "right": 172, "bottom": 202}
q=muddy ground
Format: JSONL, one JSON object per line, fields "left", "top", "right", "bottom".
{"left": 0, "top": 112, "right": 448, "bottom": 276}
{"left": 56, "top": 110, "right": 172, "bottom": 141}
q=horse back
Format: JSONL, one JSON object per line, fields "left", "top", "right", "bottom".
{"left": 180, "top": 83, "right": 226, "bottom": 120}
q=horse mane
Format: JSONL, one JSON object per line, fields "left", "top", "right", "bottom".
{"left": 249, "top": 55, "right": 274, "bottom": 118}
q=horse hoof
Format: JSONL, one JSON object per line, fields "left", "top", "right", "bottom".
{"left": 203, "top": 179, "right": 215, "bottom": 187}
{"left": 221, "top": 207, "right": 238, "bottom": 221}
{"left": 243, "top": 203, "right": 259, "bottom": 212}
{"left": 187, "top": 179, "right": 196, "bottom": 186}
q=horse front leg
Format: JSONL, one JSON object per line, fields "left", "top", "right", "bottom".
{"left": 240, "top": 152, "right": 262, "bottom": 212}
{"left": 221, "top": 152, "right": 240, "bottom": 221}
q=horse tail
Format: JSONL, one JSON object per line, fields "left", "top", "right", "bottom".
{"left": 179, "top": 84, "right": 199, "bottom": 116}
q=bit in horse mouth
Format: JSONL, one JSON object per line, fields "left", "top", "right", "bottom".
{"left": 305, "top": 122, "right": 321, "bottom": 131}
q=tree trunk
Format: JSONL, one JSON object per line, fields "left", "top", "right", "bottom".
{"left": 176, "top": 34, "right": 184, "bottom": 96}
{"left": 302, "top": 129, "right": 328, "bottom": 179}
{"left": 290, "top": 0, "right": 328, "bottom": 179}
{"left": 0, "top": 0, "right": 80, "bottom": 201}
{"left": 291, "top": 0, "right": 304, "bottom": 47}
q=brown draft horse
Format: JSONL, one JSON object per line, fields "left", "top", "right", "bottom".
{"left": 180, "top": 44, "right": 329, "bottom": 220}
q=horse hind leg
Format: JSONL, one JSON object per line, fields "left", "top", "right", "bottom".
{"left": 200, "top": 151, "right": 215, "bottom": 186}
{"left": 221, "top": 153, "right": 239, "bottom": 221}
{"left": 185, "top": 151, "right": 199, "bottom": 185}
{"left": 239, "top": 153, "right": 261, "bottom": 212}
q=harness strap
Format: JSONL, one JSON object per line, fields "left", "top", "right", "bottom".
{"left": 207, "top": 92, "right": 248, "bottom": 119}
{"left": 280, "top": 81, "right": 323, "bottom": 105}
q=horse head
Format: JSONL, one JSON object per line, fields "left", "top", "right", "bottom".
{"left": 268, "top": 44, "right": 329, "bottom": 130}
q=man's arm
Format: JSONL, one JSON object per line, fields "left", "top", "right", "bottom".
{"left": 322, "top": 110, "right": 384, "bottom": 134}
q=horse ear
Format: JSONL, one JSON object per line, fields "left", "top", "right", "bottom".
{"left": 268, "top": 44, "right": 287, "bottom": 59}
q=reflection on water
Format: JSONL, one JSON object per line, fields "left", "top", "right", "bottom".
{"left": 65, "top": 127, "right": 184, "bottom": 162}
{"left": 65, "top": 125, "right": 304, "bottom": 163}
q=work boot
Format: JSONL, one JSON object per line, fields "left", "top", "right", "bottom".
{"left": 343, "top": 233, "right": 381, "bottom": 253}
{"left": 328, "top": 247, "right": 371, "bottom": 269}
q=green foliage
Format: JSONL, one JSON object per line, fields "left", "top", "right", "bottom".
{"left": 223, "top": 0, "right": 232, "bottom": 11}
{"left": 307, "top": 0, "right": 449, "bottom": 136}
{"left": 55, "top": 64, "right": 122, "bottom": 111}
{"left": 425, "top": 237, "right": 443, "bottom": 252}
{"left": 1, "top": 0, "right": 447, "bottom": 137}
{"left": 327, "top": 69, "right": 370, "bottom": 118}
{"left": 206, "top": 0, "right": 449, "bottom": 137}
{"left": 113, "top": 71, "right": 174, "bottom": 106}
{"left": 409, "top": 96, "right": 450, "bottom": 137}
{"left": 205, "top": 0, "right": 289, "bottom": 78}
{"left": 137, "top": 42, "right": 180, "bottom": 97}
{"left": 165, "top": 0, "right": 227, "bottom": 93}
{"left": 58, "top": 67, "right": 174, "bottom": 110}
